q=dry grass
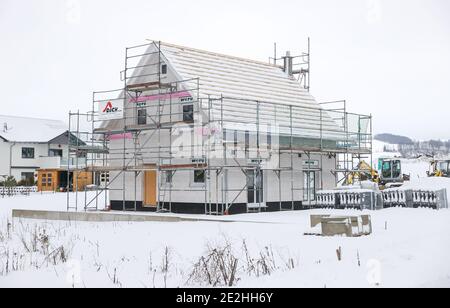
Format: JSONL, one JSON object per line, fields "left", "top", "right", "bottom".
{"left": 0, "top": 219, "right": 299, "bottom": 288}
{"left": 187, "top": 238, "right": 299, "bottom": 287}
{"left": 0, "top": 219, "right": 73, "bottom": 277}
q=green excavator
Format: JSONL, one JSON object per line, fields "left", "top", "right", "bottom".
{"left": 346, "top": 158, "right": 410, "bottom": 189}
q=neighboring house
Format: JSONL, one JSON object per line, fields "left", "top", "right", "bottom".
{"left": 89, "top": 41, "right": 372, "bottom": 214}
{"left": 0, "top": 115, "right": 91, "bottom": 190}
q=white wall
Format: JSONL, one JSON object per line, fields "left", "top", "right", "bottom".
{"left": 0, "top": 141, "right": 70, "bottom": 181}
{"left": 109, "top": 139, "right": 338, "bottom": 206}
{"left": 0, "top": 139, "right": 10, "bottom": 177}
{"left": 10, "top": 168, "right": 36, "bottom": 181}
{"left": 11, "top": 143, "right": 48, "bottom": 169}
{"left": 124, "top": 49, "right": 188, "bottom": 128}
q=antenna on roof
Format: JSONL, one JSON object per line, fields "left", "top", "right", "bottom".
{"left": 274, "top": 42, "right": 277, "bottom": 64}
{"left": 291, "top": 37, "right": 310, "bottom": 92}
{"left": 269, "top": 42, "right": 278, "bottom": 65}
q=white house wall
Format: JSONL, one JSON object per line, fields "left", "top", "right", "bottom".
{"left": 108, "top": 129, "right": 338, "bottom": 205}
{"left": 0, "top": 139, "right": 10, "bottom": 177}
{"left": 10, "top": 143, "right": 47, "bottom": 173}
{"left": 1, "top": 142, "right": 70, "bottom": 181}
{"left": 124, "top": 48, "right": 193, "bottom": 126}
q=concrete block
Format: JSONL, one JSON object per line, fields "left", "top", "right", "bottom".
{"left": 311, "top": 215, "right": 330, "bottom": 228}
{"left": 312, "top": 214, "right": 372, "bottom": 237}
{"left": 361, "top": 215, "right": 373, "bottom": 234}
{"left": 321, "top": 220, "right": 353, "bottom": 237}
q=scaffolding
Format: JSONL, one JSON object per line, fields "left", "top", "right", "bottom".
{"left": 66, "top": 41, "right": 373, "bottom": 215}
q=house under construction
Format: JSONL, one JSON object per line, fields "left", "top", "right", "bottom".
{"left": 67, "top": 41, "right": 373, "bottom": 215}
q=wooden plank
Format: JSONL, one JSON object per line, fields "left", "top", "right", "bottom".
{"left": 127, "top": 82, "right": 172, "bottom": 92}
{"left": 160, "top": 164, "right": 207, "bottom": 170}
{"left": 127, "top": 81, "right": 160, "bottom": 89}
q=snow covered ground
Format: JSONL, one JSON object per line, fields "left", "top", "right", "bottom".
{"left": 372, "top": 140, "right": 431, "bottom": 180}
{"left": 0, "top": 192, "right": 450, "bottom": 288}
{"left": 402, "top": 159, "right": 430, "bottom": 180}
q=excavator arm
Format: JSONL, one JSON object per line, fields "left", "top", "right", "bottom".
{"left": 345, "top": 161, "right": 380, "bottom": 185}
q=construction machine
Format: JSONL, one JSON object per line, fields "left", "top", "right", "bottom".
{"left": 345, "top": 161, "right": 380, "bottom": 185}
{"left": 345, "top": 158, "right": 409, "bottom": 189}
{"left": 378, "top": 158, "right": 410, "bottom": 187}
{"left": 428, "top": 160, "right": 450, "bottom": 178}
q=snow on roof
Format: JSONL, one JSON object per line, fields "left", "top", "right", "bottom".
{"left": 0, "top": 115, "right": 67, "bottom": 143}
{"left": 160, "top": 42, "right": 316, "bottom": 107}
{"left": 168, "top": 44, "right": 343, "bottom": 137}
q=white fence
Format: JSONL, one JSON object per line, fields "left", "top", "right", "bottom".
{"left": 0, "top": 186, "right": 38, "bottom": 197}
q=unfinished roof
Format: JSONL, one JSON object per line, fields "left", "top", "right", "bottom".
{"left": 0, "top": 115, "right": 67, "bottom": 143}
{"left": 159, "top": 42, "right": 316, "bottom": 107}
{"left": 101, "top": 42, "right": 368, "bottom": 150}
{"left": 157, "top": 42, "right": 343, "bottom": 138}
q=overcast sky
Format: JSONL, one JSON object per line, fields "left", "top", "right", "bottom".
{"left": 0, "top": 0, "right": 449, "bottom": 140}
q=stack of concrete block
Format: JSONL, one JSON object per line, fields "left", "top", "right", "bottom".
{"left": 315, "top": 190, "right": 383, "bottom": 210}
{"left": 309, "top": 215, "right": 372, "bottom": 237}
{"left": 382, "top": 189, "right": 448, "bottom": 210}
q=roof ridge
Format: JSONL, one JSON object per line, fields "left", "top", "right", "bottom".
{"left": 0, "top": 114, "right": 66, "bottom": 124}
{"left": 158, "top": 41, "right": 284, "bottom": 70}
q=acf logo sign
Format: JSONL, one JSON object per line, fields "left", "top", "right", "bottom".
{"left": 98, "top": 100, "right": 124, "bottom": 120}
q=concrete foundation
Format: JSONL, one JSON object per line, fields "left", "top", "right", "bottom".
{"left": 11, "top": 209, "right": 279, "bottom": 225}
{"left": 12, "top": 209, "right": 219, "bottom": 223}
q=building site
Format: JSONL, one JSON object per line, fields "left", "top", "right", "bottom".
{"left": 66, "top": 40, "right": 376, "bottom": 215}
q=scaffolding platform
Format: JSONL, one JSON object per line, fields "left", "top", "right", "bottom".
{"left": 126, "top": 81, "right": 174, "bottom": 92}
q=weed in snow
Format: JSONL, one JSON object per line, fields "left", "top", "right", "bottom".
{"left": 1, "top": 219, "right": 301, "bottom": 288}
{"left": 0, "top": 219, "right": 73, "bottom": 277}
{"left": 187, "top": 239, "right": 300, "bottom": 287}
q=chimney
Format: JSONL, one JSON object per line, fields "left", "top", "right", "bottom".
{"left": 283, "top": 51, "right": 293, "bottom": 76}
{"left": 3, "top": 123, "right": 7, "bottom": 133}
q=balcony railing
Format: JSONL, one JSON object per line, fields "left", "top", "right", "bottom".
{"left": 38, "top": 156, "right": 88, "bottom": 170}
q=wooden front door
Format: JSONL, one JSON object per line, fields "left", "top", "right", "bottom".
{"left": 144, "top": 170, "right": 158, "bottom": 207}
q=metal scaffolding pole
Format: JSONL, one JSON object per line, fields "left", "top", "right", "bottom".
{"left": 290, "top": 106, "right": 294, "bottom": 210}
{"left": 75, "top": 110, "right": 80, "bottom": 212}
{"left": 66, "top": 112, "right": 71, "bottom": 211}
